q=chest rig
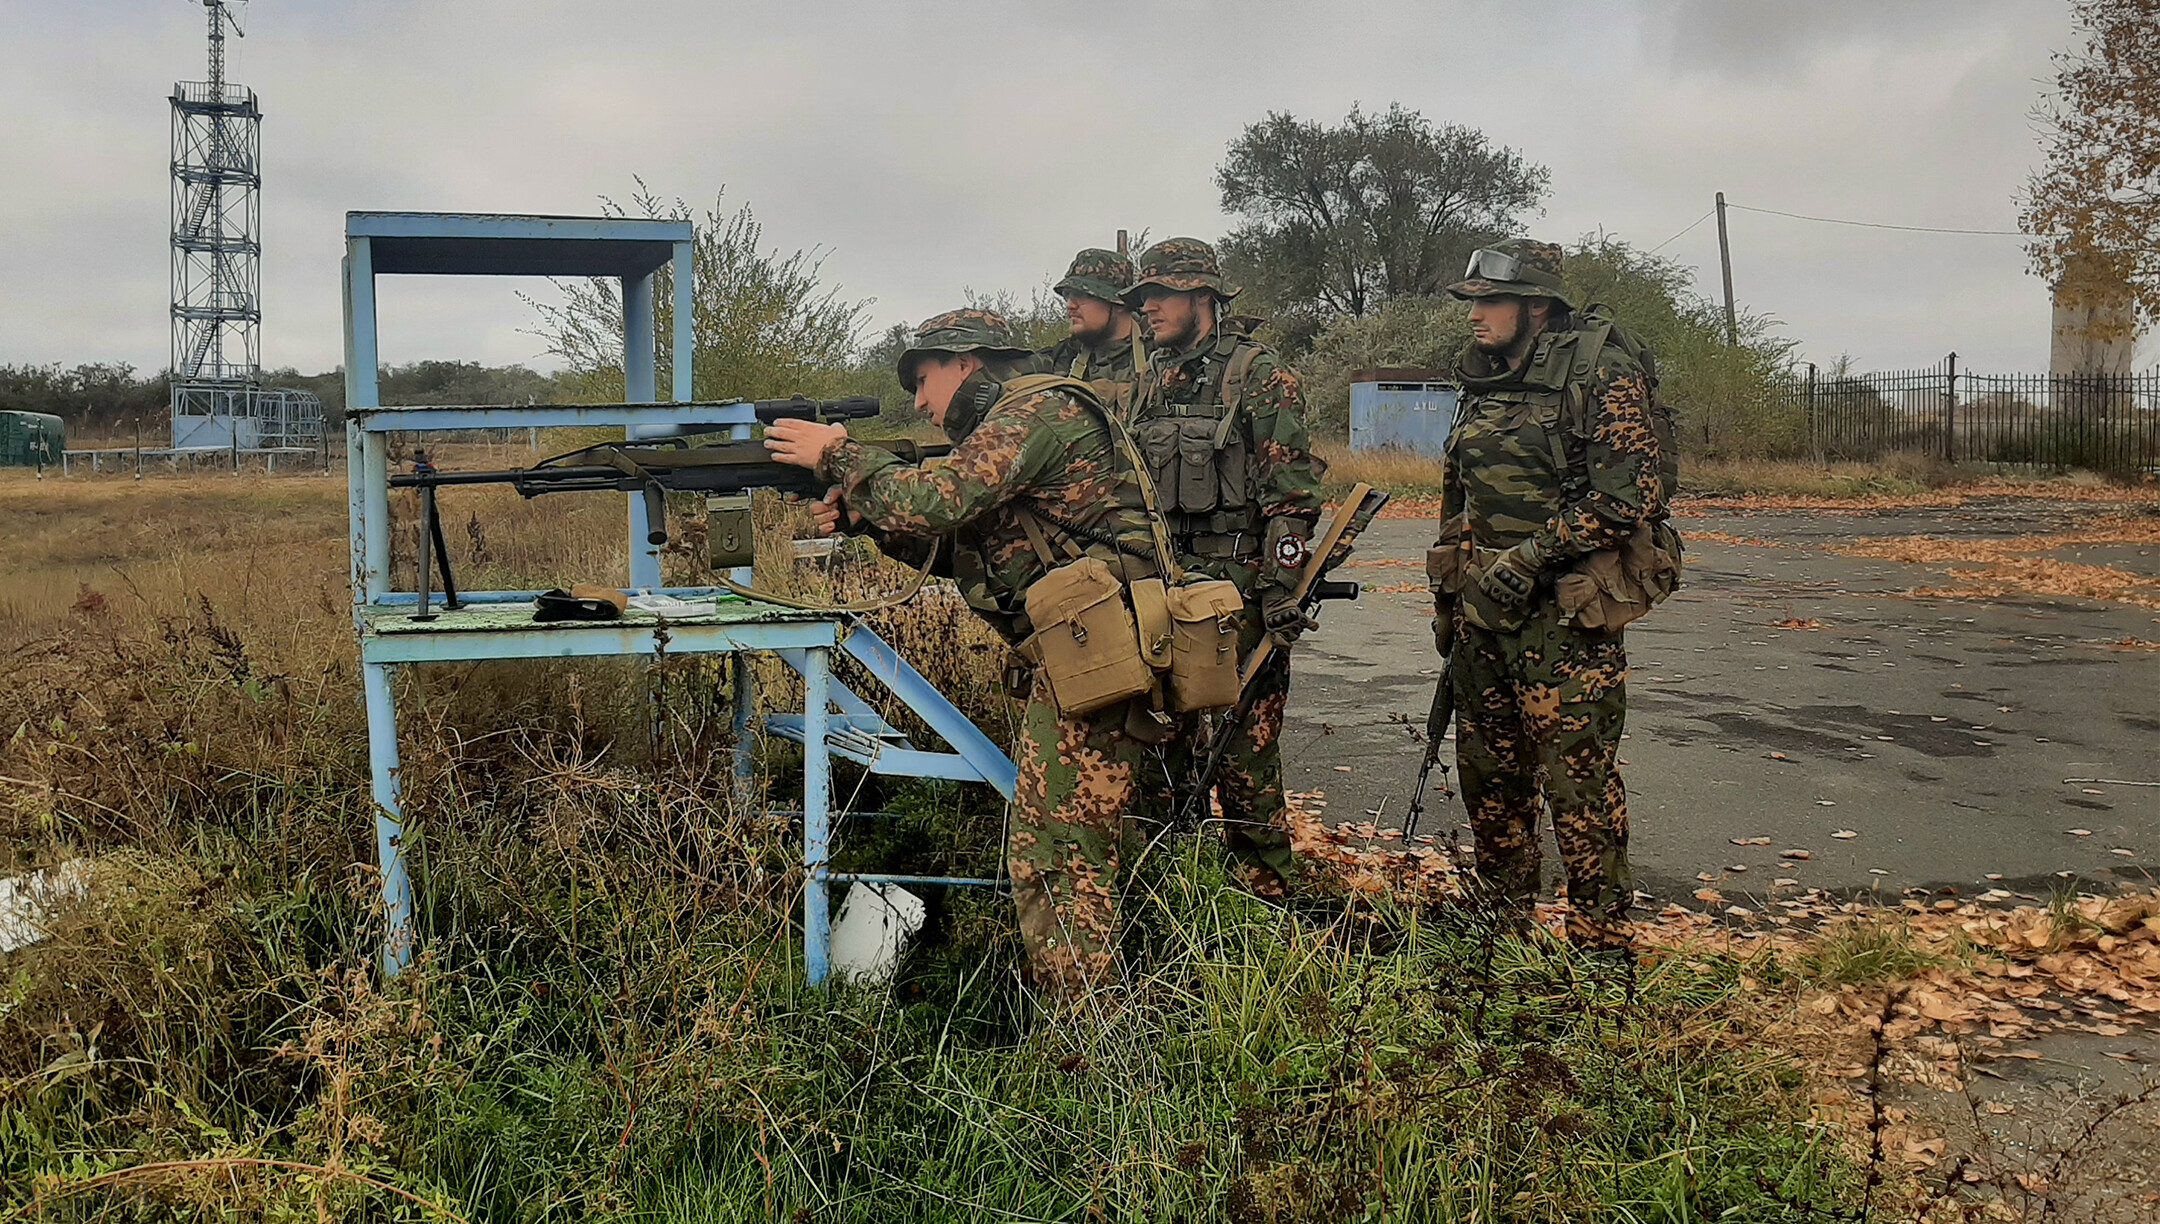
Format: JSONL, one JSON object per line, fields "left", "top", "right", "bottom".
{"left": 1065, "top": 327, "right": 1150, "bottom": 421}
{"left": 1131, "top": 329, "right": 1264, "bottom": 557}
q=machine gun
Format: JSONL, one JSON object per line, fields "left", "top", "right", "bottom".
{"left": 387, "top": 396, "right": 943, "bottom": 617}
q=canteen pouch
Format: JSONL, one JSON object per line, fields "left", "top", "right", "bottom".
{"left": 1162, "top": 578, "right": 1245, "bottom": 713}
{"left": 1021, "top": 555, "right": 1154, "bottom": 717}
{"left": 1129, "top": 576, "right": 1175, "bottom": 670}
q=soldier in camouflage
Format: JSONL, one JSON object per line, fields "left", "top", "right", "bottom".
{"left": 1036, "top": 248, "right": 1149, "bottom": 417}
{"left": 1429, "top": 239, "right": 1675, "bottom": 950}
{"left": 1120, "top": 238, "right": 1329, "bottom": 897}
{"left": 764, "top": 308, "right": 1173, "bottom": 1003}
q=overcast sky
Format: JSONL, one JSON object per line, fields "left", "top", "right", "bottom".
{"left": 3, "top": 0, "right": 2126, "bottom": 380}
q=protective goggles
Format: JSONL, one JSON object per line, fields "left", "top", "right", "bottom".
{"left": 1463, "top": 248, "right": 1522, "bottom": 282}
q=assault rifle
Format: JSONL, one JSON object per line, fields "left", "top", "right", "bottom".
{"left": 387, "top": 396, "right": 944, "bottom": 617}
{"left": 1402, "top": 658, "right": 1453, "bottom": 838}
{"left": 1179, "top": 482, "right": 1392, "bottom": 832}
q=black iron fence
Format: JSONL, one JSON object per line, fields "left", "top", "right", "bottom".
{"left": 1777, "top": 356, "right": 2160, "bottom": 476}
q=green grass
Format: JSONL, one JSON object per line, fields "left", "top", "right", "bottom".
{"left": 2, "top": 808, "right": 1863, "bottom": 1222}
{"left": 1, "top": 541, "right": 1862, "bottom": 1223}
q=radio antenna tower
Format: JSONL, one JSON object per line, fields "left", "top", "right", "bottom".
{"left": 167, "top": 0, "right": 321, "bottom": 456}
{"left": 169, "top": 0, "right": 259, "bottom": 431}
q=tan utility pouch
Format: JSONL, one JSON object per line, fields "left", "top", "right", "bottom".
{"left": 1555, "top": 522, "right": 1684, "bottom": 631}
{"left": 1129, "top": 576, "right": 1175, "bottom": 670}
{"left": 1020, "top": 555, "right": 1155, "bottom": 717}
{"left": 1162, "top": 578, "right": 1245, "bottom": 712}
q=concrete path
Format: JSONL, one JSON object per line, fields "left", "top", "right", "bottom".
{"left": 1280, "top": 499, "right": 2160, "bottom": 909}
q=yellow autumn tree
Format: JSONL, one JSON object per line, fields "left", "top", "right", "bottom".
{"left": 2020, "top": 0, "right": 2160, "bottom": 339}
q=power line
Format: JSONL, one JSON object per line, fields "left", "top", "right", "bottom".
{"left": 1649, "top": 208, "right": 1716, "bottom": 253}
{"left": 1725, "top": 202, "right": 2024, "bottom": 237}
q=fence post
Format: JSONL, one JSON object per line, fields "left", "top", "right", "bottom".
{"left": 1943, "top": 351, "right": 1958, "bottom": 463}
{"left": 1805, "top": 362, "right": 1820, "bottom": 465}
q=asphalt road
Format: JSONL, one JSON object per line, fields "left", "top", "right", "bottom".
{"left": 1279, "top": 499, "right": 2160, "bottom": 909}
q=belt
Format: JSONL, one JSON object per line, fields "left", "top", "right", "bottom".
{"left": 1177, "top": 532, "right": 1259, "bottom": 561}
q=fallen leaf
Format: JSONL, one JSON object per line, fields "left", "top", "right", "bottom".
{"left": 1770, "top": 751, "right": 1789, "bottom": 760}
{"left": 1774, "top": 878, "right": 1799, "bottom": 886}
{"left": 1694, "top": 888, "right": 1724, "bottom": 903}
{"left": 2068, "top": 828, "right": 2093, "bottom": 837}
{"left": 1696, "top": 872, "right": 1718, "bottom": 882}
{"left": 1832, "top": 830, "right": 1859, "bottom": 840}
{"left": 1783, "top": 849, "right": 1812, "bottom": 860}
{"left": 1333, "top": 765, "right": 1353, "bottom": 773}
{"left": 1817, "top": 799, "right": 1839, "bottom": 806}
{"left": 1730, "top": 836, "right": 1773, "bottom": 846}
{"left": 2082, "top": 788, "right": 2105, "bottom": 795}
{"left": 1729, "top": 864, "right": 1749, "bottom": 873}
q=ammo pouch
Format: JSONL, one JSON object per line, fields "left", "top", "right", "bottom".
{"left": 1020, "top": 555, "right": 1155, "bottom": 717}
{"left": 1555, "top": 521, "right": 1685, "bottom": 631}
{"left": 1135, "top": 415, "right": 1248, "bottom": 519}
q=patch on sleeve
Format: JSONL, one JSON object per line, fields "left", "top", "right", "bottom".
{"left": 1273, "top": 533, "right": 1308, "bottom": 570}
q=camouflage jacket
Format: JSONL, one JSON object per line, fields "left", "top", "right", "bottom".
{"left": 1440, "top": 323, "right": 1667, "bottom": 562}
{"left": 818, "top": 370, "right": 1157, "bottom": 643}
{"left": 1035, "top": 325, "right": 1149, "bottom": 421}
{"left": 1129, "top": 326, "right": 1327, "bottom": 597}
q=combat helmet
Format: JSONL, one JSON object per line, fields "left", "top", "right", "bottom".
{"left": 1121, "top": 237, "right": 1240, "bottom": 304}
{"left": 896, "top": 308, "right": 1033, "bottom": 392}
{"left": 1446, "top": 238, "right": 1570, "bottom": 303}
{"left": 1053, "top": 248, "right": 1134, "bottom": 305}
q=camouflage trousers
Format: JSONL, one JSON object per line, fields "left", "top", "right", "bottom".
{"left": 1451, "top": 602, "right": 1633, "bottom": 948}
{"left": 1143, "top": 611, "right": 1297, "bottom": 895}
{"left": 1008, "top": 679, "right": 1152, "bottom": 1002}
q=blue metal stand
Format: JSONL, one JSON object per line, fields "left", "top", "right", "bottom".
{"left": 342, "top": 212, "right": 1014, "bottom": 982}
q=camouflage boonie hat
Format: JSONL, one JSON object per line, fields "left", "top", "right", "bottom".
{"left": 1447, "top": 238, "right": 1569, "bottom": 303}
{"left": 897, "top": 307, "right": 1032, "bottom": 391}
{"left": 1121, "top": 237, "right": 1240, "bottom": 304}
{"left": 1052, "top": 248, "right": 1134, "bottom": 305}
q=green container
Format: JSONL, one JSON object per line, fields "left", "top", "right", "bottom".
{"left": 0, "top": 411, "right": 66, "bottom": 468}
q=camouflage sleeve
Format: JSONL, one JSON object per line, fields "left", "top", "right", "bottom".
{"left": 1538, "top": 351, "right": 1666, "bottom": 560}
{"left": 817, "top": 395, "right": 1060, "bottom": 535}
{"left": 1242, "top": 349, "right": 1329, "bottom": 592}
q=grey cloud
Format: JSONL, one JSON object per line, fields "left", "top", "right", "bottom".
{"left": 0, "top": 0, "right": 2108, "bottom": 380}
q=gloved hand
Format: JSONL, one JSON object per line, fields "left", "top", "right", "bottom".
{"left": 1473, "top": 539, "right": 1548, "bottom": 608}
{"left": 1260, "top": 591, "right": 1315, "bottom": 647}
{"left": 1431, "top": 601, "right": 1456, "bottom": 655}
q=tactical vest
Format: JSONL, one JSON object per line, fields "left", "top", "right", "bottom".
{"left": 1131, "top": 328, "right": 1266, "bottom": 551}
{"left": 1446, "top": 311, "right": 1684, "bottom": 630}
{"left": 1451, "top": 310, "right": 1680, "bottom": 533}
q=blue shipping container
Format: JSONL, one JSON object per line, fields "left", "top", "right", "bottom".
{"left": 1350, "top": 378, "right": 1456, "bottom": 457}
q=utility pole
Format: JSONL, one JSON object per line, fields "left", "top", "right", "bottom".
{"left": 1715, "top": 192, "right": 1738, "bottom": 347}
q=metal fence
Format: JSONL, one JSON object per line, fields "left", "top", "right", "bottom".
{"left": 1782, "top": 356, "right": 2160, "bottom": 476}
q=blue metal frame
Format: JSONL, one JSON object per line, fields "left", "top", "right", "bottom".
{"left": 342, "top": 211, "right": 1012, "bottom": 983}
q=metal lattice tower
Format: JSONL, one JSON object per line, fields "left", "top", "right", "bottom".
{"left": 169, "top": 0, "right": 261, "bottom": 423}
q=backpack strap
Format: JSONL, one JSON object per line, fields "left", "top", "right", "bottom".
{"left": 1068, "top": 349, "right": 1089, "bottom": 380}
{"left": 996, "top": 373, "right": 1185, "bottom": 582}
{"left": 1211, "top": 339, "right": 1263, "bottom": 448}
